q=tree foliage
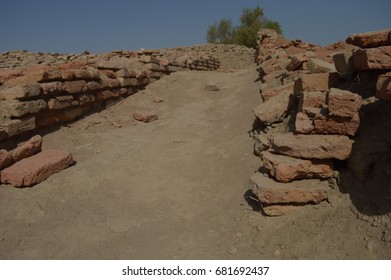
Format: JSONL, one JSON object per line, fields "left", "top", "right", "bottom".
{"left": 206, "top": 6, "right": 282, "bottom": 48}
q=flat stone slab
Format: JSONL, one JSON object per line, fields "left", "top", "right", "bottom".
{"left": 261, "top": 151, "right": 334, "bottom": 183}
{"left": 271, "top": 133, "right": 353, "bottom": 160}
{"left": 254, "top": 90, "right": 294, "bottom": 125}
{"left": 0, "top": 150, "right": 73, "bottom": 187}
{"left": 249, "top": 172, "right": 329, "bottom": 204}
{"left": 353, "top": 46, "right": 391, "bottom": 70}
{"left": 328, "top": 88, "right": 362, "bottom": 118}
{"left": 346, "top": 29, "right": 391, "bottom": 48}
{"left": 295, "top": 73, "right": 339, "bottom": 93}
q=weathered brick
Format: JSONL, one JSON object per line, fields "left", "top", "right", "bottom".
{"left": 10, "top": 135, "right": 42, "bottom": 162}
{"left": 295, "top": 73, "right": 339, "bottom": 93}
{"left": 48, "top": 97, "right": 79, "bottom": 110}
{"left": 346, "top": 29, "right": 391, "bottom": 48}
{"left": 353, "top": 46, "right": 391, "bottom": 70}
{"left": 0, "top": 150, "right": 73, "bottom": 187}
{"left": 250, "top": 172, "right": 328, "bottom": 204}
{"left": 0, "top": 84, "right": 42, "bottom": 99}
{"left": 0, "top": 99, "right": 47, "bottom": 118}
{"left": 261, "top": 151, "right": 334, "bottom": 183}
{"left": 328, "top": 88, "right": 362, "bottom": 118}
{"left": 271, "top": 133, "right": 353, "bottom": 160}
{"left": 254, "top": 90, "right": 295, "bottom": 125}
{"left": 295, "top": 111, "right": 360, "bottom": 136}
{"left": 64, "top": 80, "right": 88, "bottom": 94}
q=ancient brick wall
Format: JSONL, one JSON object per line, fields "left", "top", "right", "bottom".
{"left": 0, "top": 49, "right": 221, "bottom": 145}
{"left": 250, "top": 28, "right": 391, "bottom": 216}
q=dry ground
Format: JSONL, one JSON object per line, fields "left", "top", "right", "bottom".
{"left": 0, "top": 66, "right": 390, "bottom": 259}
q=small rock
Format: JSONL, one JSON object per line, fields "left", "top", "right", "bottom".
{"left": 274, "top": 249, "right": 281, "bottom": 256}
{"left": 205, "top": 82, "right": 220, "bottom": 91}
{"left": 133, "top": 111, "right": 158, "bottom": 123}
{"left": 152, "top": 96, "right": 164, "bottom": 103}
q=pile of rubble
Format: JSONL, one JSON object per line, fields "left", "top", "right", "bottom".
{"left": 250, "top": 28, "right": 391, "bottom": 216}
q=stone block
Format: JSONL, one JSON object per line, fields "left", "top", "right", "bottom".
{"left": 353, "top": 46, "right": 391, "bottom": 70}
{"left": 260, "top": 82, "right": 295, "bottom": 102}
{"left": 298, "top": 91, "right": 326, "bottom": 111}
{"left": 253, "top": 90, "right": 295, "bottom": 125}
{"left": 295, "top": 73, "right": 339, "bottom": 93}
{"left": 295, "top": 111, "right": 360, "bottom": 136}
{"left": 0, "top": 150, "right": 73, "bottom": 187}
{"left": 346, "top": 29, "right": 391, "bottom": 48}
{"left": 307, "top": 58, "right": 336, "bottom": 73}
{"left": 261, "top": 151, "right": 334, "bottom": 183}
{"left": 271, "top": 133, "right": 353, "bottom": 160}
{"left": 0, "top": 99, "right": 47, "bottom": 118}
{"left": 328, "top": 88, "right": 362, "bottom": 117}
{"left": 0, "top": 117, "right": 36, "bottom": 138}
{"left": 48, "top": 96, "right": 79, "bottom": 110}
{"left": 249, "top": 172, "right": 328, "bottom": 204}
{"left": 0, "top": 84, "right": 42, "bottom": 99}
{"left": 10, "top": 135, "right": 42, "bottom": 162}
{"left": 64, "top": 80, "right": 88, "bottom": 94}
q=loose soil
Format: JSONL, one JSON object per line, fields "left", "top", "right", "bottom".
{"left": 0, "top": 66, "right": 390, "bottom": 259}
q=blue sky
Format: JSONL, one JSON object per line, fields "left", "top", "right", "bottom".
{"left": 0, "top": 0, "right": 390, "bottom": 54}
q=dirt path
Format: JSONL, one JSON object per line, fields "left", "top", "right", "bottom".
{"left": 0, "top": 67, "right": 389, "bottom": 259}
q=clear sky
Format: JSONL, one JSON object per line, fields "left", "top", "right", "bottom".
{"left": 1, "top": 0, "right": 390, "bottom": 54}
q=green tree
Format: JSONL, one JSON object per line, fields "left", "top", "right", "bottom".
{"left": 206, "top": 6, "right": 282, "bottom": 48}
{"left": 206, "top": 18, "right": 234, "bottom": 44}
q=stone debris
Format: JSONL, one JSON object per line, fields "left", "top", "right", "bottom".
{"left": 133, "top": 111, "right": 158, "bottom": 123}
{"left": 271, "top": 133, "right": 353, "bottom": 160}
{"left": 0, "top": 149, "right": 73, "bottom": 187}
{"left": 253, "top": 90, "right": 295, "bottom": 125}
{"left": 249, "top": 28, "right": 381, "bottom": 216}
{"left": 261, "top": 151, "right": 334, "bottom": 183}
{"left": 205, "top": 82, "right": 220, "bottom": 91}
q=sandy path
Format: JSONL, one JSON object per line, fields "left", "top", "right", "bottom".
{"left": 0, "top": 67, "right": 389, "bottom": 259}
{"left": 0, "top": 68, "right": 262, "bottom": 259}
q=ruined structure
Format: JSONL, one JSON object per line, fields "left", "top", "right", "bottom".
{"left": 251, "top": 28, "right": 391, "bottom": 216}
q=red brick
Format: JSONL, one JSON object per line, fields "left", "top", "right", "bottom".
{"left": 261, "top": 151, "right": 334, "bottom": 183}
{"left": 353, "top": 46, "right": 391, "bottom": 70}
{"left": 10, "top": 135, "right": 42, "bottom": 162}
{"left": 0, "top": 150, "right": 73, "bottom": 187}
{"left": 271, "top": 133, "right": 353, "bottom": 160}
{"left": 250, "top": 172, "right": 328, "bottom": 204}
